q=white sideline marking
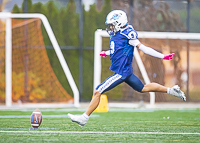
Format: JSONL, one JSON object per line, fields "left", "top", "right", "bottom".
{"left": 0, "top": 131, "right": 200, "bottom": 135}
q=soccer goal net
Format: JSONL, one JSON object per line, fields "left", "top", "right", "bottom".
{"left": 94, "top": 30, "right": 200, "bottom": 107}
{"left": 0, "top": 13, "right": 79, "bottom": 108}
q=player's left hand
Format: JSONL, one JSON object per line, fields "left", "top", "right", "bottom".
{"left": 163, "top": 53, "right": 175, "bottom": 60}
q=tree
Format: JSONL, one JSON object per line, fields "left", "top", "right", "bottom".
{"left": 62, "top": 0, "right": 79, "bottom": 47}
{"left": 45, "top": 1, "right": 64, "bottom": 46}
{"left": 12, "top": 4, "right": 22, "bottom": 13}
{"left": 97, "top": 0, "right": 111, "bottom": 29}
{"left": 83, "top": 4, "right": 98, "bottom": 47}
{"left": 22, "top": 0, "right": 33, "bottom": 13}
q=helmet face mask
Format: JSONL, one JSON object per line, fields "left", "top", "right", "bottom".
{"left": 105, "top": 10, "right": 128, "bottom": 35}
{"left": 106, "top": 24, "right": 115, "bottom": 35}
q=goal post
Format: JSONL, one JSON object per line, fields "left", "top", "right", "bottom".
{"left": 0, "top": 12, "right": 80, "bottom": 108}
{"left": 94, "top": 29, "right": 200, "bottom": 107}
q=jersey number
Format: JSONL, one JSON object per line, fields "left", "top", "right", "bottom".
{"left": 129, "top": 31, "right": 138, "bottom": 39}
{"left": 110, "top": 41, "right": 115, "bottom": 54}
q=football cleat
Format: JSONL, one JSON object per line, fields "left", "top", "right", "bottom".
{"left": 67, "top": 113, "right": 88, "bottom": 127}
{"left": 170, "top": 85, "right": 186, "bottom": 101}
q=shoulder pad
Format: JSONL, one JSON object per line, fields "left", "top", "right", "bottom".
{"left": 121, "top": 25, "right": 138, "bottom": 40}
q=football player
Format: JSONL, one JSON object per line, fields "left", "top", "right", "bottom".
{"left": 68, "top": 10, "right": 186, "bottom": 127}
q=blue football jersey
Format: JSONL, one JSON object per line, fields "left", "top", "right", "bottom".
{"left": 109, "top": 25, "right": 138, "bottom": 77}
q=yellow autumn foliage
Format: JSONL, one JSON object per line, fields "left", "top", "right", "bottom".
{"left": 12, "top": 72, "right": 46, "bottom": 102}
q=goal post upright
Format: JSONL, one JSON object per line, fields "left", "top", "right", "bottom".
{"left": 5, "top": 15, "right": 12, "bottom": 107}
{"left": 93, "top": 30, "right": 107, "bottom": 91}
{"left": 0, "top": 12, "right": 80, "bottom": 108}
{"left": 133, "top": 48, "right": 155, "bottom": 106}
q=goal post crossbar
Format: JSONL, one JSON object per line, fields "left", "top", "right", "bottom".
{"left": 0, "top": 12, "right": 80, "bottom": 107}
{"left": 94, "top": 30, "right": 200, "bottom": 107}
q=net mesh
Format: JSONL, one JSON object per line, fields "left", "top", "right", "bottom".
{"left": 101, "top": 37, "right": 200, "bottom": 102}
{"left": 0, "top": 18, "right": 73, "bottom": 103}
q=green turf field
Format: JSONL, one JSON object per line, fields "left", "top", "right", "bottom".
{"left": 0, "top": 108, "right": 200, "bottom": 143}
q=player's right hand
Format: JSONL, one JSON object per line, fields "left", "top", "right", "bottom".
{"left": 163, "top": 53, "right": 175, "bottom": 60}
{"left": 100, "top": 51, "right": 107, "bottom": 58}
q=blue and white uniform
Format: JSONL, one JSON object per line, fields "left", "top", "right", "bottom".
{"left": 96, "top": 25, "right": 144, "bottom": 94}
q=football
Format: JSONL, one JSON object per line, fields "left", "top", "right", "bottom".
{"left": 30, "top": 109, "right": 43, "bottom": 128}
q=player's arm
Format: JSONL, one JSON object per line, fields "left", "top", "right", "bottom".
{"left": 100, "top": 50, "right": 110, "bottom": 58}
{"left": 129, "top": 39, "right": 174, "bottom": 60}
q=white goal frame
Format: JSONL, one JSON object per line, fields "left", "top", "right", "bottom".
{"left": 94, "top": 29, "right": 200, "bottom": 108}
{"left": 0, "top": 12, "right": 80, "bottom": 108}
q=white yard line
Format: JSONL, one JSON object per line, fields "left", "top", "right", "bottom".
{"left": 0, "top": 131, "right": 200, "bottom": 135}
{"left": 0, "top": 114, "right": 99, "bottom": 118}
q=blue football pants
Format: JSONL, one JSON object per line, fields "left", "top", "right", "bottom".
{"left": 96, "top": 73, "right": 144, "bottom": 94}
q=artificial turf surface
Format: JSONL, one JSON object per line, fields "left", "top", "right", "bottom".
{"left": 0, "top": 108, "right": 199, "bottom": 142}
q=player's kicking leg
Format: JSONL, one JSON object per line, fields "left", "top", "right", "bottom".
{"left": 125, "top": 73, "right": 186, "bottom": 101}
{"left": 141, "top": 83, "right": 186, "bottom": 101}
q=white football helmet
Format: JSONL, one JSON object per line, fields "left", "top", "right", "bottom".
{"left": 105, "top": 10, "right": 128, "bottom": 34}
